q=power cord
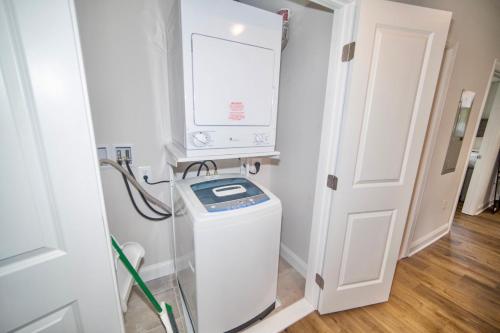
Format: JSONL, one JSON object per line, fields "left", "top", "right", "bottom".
{"left": 114, "top": 157, "right": 218, "bottom": 220}
{"left": 249, "top": 161, "right": 261, "bottom": 175}
{"left": 143, "top": 175, "right": 170, "bottom": 185}
{"left": 119, "top": 160, "right": 170, "bottom": 221}
{"left": 182, "top": 161, "right": 210, "bottom": 179}
{"left": 124, "top": 161, "right": 170, "bottom": 217}
{"left": 203, "top": 160, "right": 218, "bottom": 173}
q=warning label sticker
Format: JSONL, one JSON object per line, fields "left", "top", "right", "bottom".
{"left": 229, "top": 101, "right": 245, "bottom": 121}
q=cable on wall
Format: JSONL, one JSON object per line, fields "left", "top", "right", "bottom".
{"left": 119, "top": 160, "right": 170, "bottom": 221}
{"left": 99, "top": 158, "right": 171, "bottom": 220}
{"left": 124, "top": 160, "right": 170, "bottom": 218}
{"left": 144, "top": 176, "right": 170, "bottom": 185}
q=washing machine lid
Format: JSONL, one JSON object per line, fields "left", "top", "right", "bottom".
{"left": 191, "top": 177, "right": 269, "bottom": 212}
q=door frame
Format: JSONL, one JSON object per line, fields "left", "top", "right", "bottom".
{"left": 461, "top": 59, "right": 500, "bottom": 215}
{"left": 399, "top": 41, "right": 459, "bottom": 258}
{"left": 448, "top": 59, "right": 500, "bottom": 220}
{"left": 244, "top": 0, "right": 357, "bottom": 331}
{"left": 305, "top": 0, "right": 356, "bottom": 309}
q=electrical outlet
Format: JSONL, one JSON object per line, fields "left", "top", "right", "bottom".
{"left": 138, "top": 166, "right": 152, "bottom": 182}
{"left": 113, "top": 145, "right": 133, "bottom": 163}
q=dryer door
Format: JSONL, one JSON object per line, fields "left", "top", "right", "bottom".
{"left": 192, "top": 34, "right": 276, "bottom": 126}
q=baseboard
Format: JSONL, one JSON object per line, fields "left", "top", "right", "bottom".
{"left": 462, "top": 200, "right": 494, "bottom": 216}
{"left": 473, "top": 201, "right": 494, "bottom": 215}
{"left": 244, "top": 298, "right": 314, "bottom": 333}
{"left": 408, "top": 223, "right": 449, "bottom": 256}
{"left": 280, "top": 243, "right": 307, "bottom": 278}
{"left": 139, "top": 259, "right": 175, "bottom": 282}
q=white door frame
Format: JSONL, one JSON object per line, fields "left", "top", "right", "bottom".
{"left": 438, "top": 59, "right": 500, "bottom": 225}
{"left": 244, "top": 0, "right": 357, "bottom": 331}
{"left": 448, "top": 60, "right": 500, "bottom": 221}
{"left": 462, "top": 60, "right": 500, "bottom": 215}
{"left": 305, "top": 0, "right": 356, "bottom": 308}
{"left": 399, "top": 42, "right": 459, "bottom": 258}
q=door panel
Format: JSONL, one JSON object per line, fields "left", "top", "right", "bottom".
{"left": 319, "top": 0, "right": 450, "bottom": 313}
{"left": 0, "top": 0, "right": 123, "bottom": 331}
{"left": 355, "top": 27, "right": 431, "bottom": 184}
{"left": 16, "top": 303, "right": 82, "bottom": 333}
{"left": 338, "top": 210, "right": 395, "bottom": 288}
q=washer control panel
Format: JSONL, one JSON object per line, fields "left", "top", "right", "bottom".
{"left": 191, "top": 178, "right": 269, "bottom": 212}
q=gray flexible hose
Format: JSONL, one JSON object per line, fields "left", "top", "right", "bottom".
{"left": 100, "top": 158, "right": 172, "bottom": 214}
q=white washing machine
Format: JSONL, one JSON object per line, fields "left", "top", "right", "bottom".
{"left": 174, "top": 175, "right": 282, "bottom": 332}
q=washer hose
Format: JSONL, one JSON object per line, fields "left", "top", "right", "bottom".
{"left": 99, "top": 159, "right": 172, "bottom": 215}
{"left": 124, "top": 161, "right": 170, "bottom": 218}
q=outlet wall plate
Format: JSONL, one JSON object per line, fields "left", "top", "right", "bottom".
{"left": 138, "top": 166, "right": 152, "bottom": 183}
{"left": 97, "top": 145, "right": 111, "bottom": 168}
{"left": 112, "top": 144, "right": 134, "bottom": 164}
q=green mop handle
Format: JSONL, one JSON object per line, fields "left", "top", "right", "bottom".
{"left": 111, "top": 236, "right": 173, "bottom": 314}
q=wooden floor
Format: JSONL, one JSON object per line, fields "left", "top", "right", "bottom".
{"left": 287, "top": 210, "right": 500, "bottom": 332}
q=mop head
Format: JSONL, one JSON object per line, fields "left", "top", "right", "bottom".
{"left": 159, "top": 302, "right": 179, "bottom": 333}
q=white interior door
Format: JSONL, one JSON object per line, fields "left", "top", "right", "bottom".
{"left": 0, "top": 0, "right": 123, "bottom": 331}
{"left": 463, "top": 69, "right": 500, "bottom": 215}
{"left": 318, "top": 0, "right": 450, "bottom": 313}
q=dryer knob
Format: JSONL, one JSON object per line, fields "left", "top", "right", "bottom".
{"left": 192, "top": 132, "right": 210, "bottom": 147}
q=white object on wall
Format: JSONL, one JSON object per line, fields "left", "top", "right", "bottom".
{"left": 460, "top": 90, "right": 476, "bottom": 108}
{"left": 166, "top": 0, "right": 283, "bottom": 156}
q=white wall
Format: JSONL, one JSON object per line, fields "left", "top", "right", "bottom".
{"left": 76, "top": 0, "right": 269, "bottom": 277}
{"left": 75, "top": 0, "right": 175, "bottom": 273}
{"left": 392, "top": 0, "right": 500, "bottom": 252}
{"left": 241, "top": 0, "right": 334, "bottom": 269}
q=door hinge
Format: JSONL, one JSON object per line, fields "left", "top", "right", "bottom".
{"left": 315, "top": 273, "right": 325, "bottom": 289}
{"left": 327, "top": 174, "right": 338, "bottom": 190}
{"left": 342, "top": 41, "right": 355, "bottom": 62}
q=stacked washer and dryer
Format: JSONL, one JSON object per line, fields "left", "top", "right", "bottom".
{"left": 166, "top": 0, "right": 284, "bottom": 332}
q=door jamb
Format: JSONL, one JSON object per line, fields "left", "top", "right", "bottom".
{"left": 305, "top": 0, "right": 357, "bottom": 309}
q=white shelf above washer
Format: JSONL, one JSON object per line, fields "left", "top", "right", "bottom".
{"left": 165, "top": 142, "right": 280, "bottom": 167}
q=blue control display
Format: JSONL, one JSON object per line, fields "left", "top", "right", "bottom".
{"left": 191, "top": 178, "right": 269, "bottom": 212}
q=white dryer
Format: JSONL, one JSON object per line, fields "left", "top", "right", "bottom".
{"left": 174, "top": 175, "right": 282, "bottom": 332}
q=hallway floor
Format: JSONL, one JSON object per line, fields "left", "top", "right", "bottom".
{"left": 287, "top": 210, "right": 500, "bottom": 332}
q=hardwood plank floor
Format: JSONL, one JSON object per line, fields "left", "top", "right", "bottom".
{"left": 286, "top": 210, "right": 500, "bottom": 332}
